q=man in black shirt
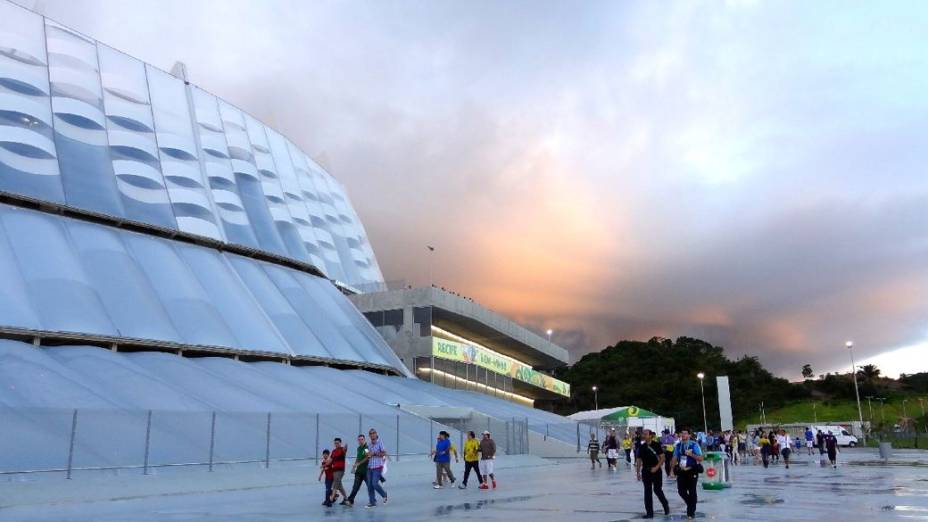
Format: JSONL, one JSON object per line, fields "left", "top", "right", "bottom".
{"left": 636, "top": 429, "right": 670, "bottom": 518}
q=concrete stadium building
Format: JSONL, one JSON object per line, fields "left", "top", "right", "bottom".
{"left": 0, "top": 0, "right": 579, "bottom": 477}
{"left": 351, "top": 286, "right": 571, "bottom": 407}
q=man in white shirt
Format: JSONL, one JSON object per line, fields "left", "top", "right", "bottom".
{"left": 775, "top": 430, "right": 792, "bottom": 469}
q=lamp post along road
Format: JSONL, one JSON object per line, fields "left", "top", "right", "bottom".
{"left": 697, "top": 372, "right": 708, "bottom": 435}
{"left": 846, "top": 342, "right": 866, "bottom": 443}
{"left": 592, "top": 385, "right": 599, "bottom": 411}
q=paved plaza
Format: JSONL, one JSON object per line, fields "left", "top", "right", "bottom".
{"left": 2, "top": 449, "right": 927, "bottom": 521}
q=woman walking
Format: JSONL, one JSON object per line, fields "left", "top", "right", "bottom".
{"left": 604, "top": 430, "right": 619, "bottom": 471}
{"left": 758, "top": 431, "right": 771, "bottom": 469}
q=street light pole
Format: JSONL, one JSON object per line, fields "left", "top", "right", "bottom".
{"left": 592, "top": 386, "right": 599, "bottom": 411}
{"left": 546, "top": 329, "right": 553, "bottom": 342}
{"left": 846, "top": 341, "right": 866, "bottom": 444}
{"left": 812, "top": 402, "right": 817, "bottom": 424}
{"left": 697, "top": 372, "right": 708, "bottom": 435}
{"left": 865, "top": 396, "right": 874, "bottom": 422}
{"left": 877, "top": 397, "right": 886, "bottom": 425}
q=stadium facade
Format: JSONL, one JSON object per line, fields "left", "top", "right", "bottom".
{"left": 0, "top": 0, "right": 582, "bottom": 476}
{"left": 351, "top": 286, "right": 571, "bottom": 406}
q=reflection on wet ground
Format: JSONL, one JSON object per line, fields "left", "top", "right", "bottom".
{"left": 5, "top": 449, "right": 928, "bottom": 520}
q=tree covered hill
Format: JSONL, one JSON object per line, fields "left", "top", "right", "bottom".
{"left": 548, "top": 336, "right": 928, "bottom": 432}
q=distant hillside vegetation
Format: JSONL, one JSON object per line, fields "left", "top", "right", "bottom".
{"left": 547, "top": 336, "right": 928, "bottom": 433}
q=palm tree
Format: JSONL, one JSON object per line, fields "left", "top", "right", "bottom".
{"left": 857, "top": 364, "right": 881, "bottom": 383}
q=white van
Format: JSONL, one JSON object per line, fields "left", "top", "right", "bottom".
{"left": 812, "top": 425, "right": 859, "bottom": 447}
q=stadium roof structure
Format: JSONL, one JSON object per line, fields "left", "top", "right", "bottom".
{"left": 0, "top": 0, "right": 581, "bottom": 476}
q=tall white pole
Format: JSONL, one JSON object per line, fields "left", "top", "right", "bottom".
{"left": 847, "top": 342, "right": 866, "bottom": 444}
{"left": 697, "top": 373, "right": 707, "bottom": 434}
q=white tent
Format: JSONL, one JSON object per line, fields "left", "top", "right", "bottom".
{"left": 568, "top": 406, "right": 675, "bottom": 435}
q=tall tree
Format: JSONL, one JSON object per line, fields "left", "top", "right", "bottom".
{"left": 857, "top": 364, "right": 881, "bottom": 383}
{"left": 801, "top": 364, "right": 814, "bottom": 379}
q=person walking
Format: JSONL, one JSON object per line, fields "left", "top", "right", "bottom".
{"left": 636, "top": 429, "right": 670, "bottom": 519}
{"left": 587, "top": 434, "right": 602, "bottom": 469}
{"left": 330, "top": 438, "right": 349, "bottom": 504}
{"left": 319, "top": 449, "right": 334, "bottom": 507}
{"left": 776, "top": 430, "right": 791, "bottom": 469}
{"left": 345, "top": 434, "right": 368, "bottom": 507}
{"left": 804, "top": 427, "right": 815, "bottom": 456}
{"left": 660, "top": 430, "right": 676, "bottom": 476}
{"left": 758, "top": 431, "right": 771, "bottom": 468}
{"left": 478, "top": 431, "right": 497, "bottom": 489}
{"left": 671, "top": 429, "right": 703, "bottom": 520}
{"left": 622, "top": 433, "right": 633, "bottom": 465}
{"left": 769, "top": 430, "right": 777, "bottom": 459}
{"left": 365, "top": 428, "right": 388, "bottom": 508}
{"left": 459, "top": 431, "right": 483, "bottom": 488}
{"left": 431, "top": 431, "right": 456, "bottom": 489}
{"left": 825, "top": 431, "right": 839, "bottom": 469}
{"left": 604, "top": 429, "right": 619, "bottom": 471}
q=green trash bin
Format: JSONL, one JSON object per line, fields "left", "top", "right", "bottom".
{"left": 702, "top": 451, "right": 731, "bottom": 490}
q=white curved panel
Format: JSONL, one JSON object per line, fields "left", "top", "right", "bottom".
{"left": 0, "top": 125, "right": 56, "bottom": 155}
{"left": 0, "top": 148, "right": 58, "bottom": 176}
{"left": 1, "top": 3, "right": 384, "bottom": 289}
{"left": 107, "top": 130, "right": 158, "bottom": 158}
{"left": 0, "top": 61, "right": 49, "bottom": 94}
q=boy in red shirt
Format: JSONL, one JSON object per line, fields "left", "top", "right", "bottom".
{"left": 318, "top": 449, "right": 335, "bottom": 507}
{"left": 330, "top": 438, "right": 349, "bottom": 505}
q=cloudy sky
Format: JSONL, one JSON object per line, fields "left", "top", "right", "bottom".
{"left": 30, "top": 0, "right": 928, "bottom": 379}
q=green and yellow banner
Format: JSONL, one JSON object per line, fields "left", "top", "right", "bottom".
{"left": 432, "top": 337, "right": 571, "bottom": 397}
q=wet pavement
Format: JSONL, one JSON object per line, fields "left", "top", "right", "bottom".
{"left": 2, "top": 449, "right": 927, "bottom": 520}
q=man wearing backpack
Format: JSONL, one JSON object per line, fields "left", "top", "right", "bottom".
{"left": 670, "top": 429, "right": 703, "bottom": 520}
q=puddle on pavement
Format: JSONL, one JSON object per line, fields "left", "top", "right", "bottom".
{"left": 740, "top": 493, "right": 785, "bottom": 506}
{"left": 881, "top": 505, "right": 928, "bottom": 513}
{"left": 433, "top": 495, "right": 539, "bottom": 515}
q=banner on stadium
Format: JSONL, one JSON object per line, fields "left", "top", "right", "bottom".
{"left": 431, "top": 337, "right": 571, "bottom": 397}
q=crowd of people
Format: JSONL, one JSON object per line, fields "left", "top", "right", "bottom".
{"left": 586, "top": 425, "right": 848, "bottom": 519}
{"left": 317, "top": 428, "right": 498, "bottom": 510}
{"left": 316, "top": 423, "right": 846, "bottom": 516}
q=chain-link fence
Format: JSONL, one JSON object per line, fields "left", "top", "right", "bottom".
{"left": 0, "top": 408, "right": 531, "bottom": 478}
{"left": 533, "top": 420, "right": 635, "bottom": 453}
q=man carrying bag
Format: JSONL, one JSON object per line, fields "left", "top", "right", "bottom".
{"left": 670, "top": 429, "right": 703, "bottom": 520}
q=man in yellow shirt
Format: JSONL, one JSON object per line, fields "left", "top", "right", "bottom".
{"left": 458, "top": 431, "right": 483, "bottom": 489}
{"left": 623, "top": 434, "right": 633, "bottom": 465}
